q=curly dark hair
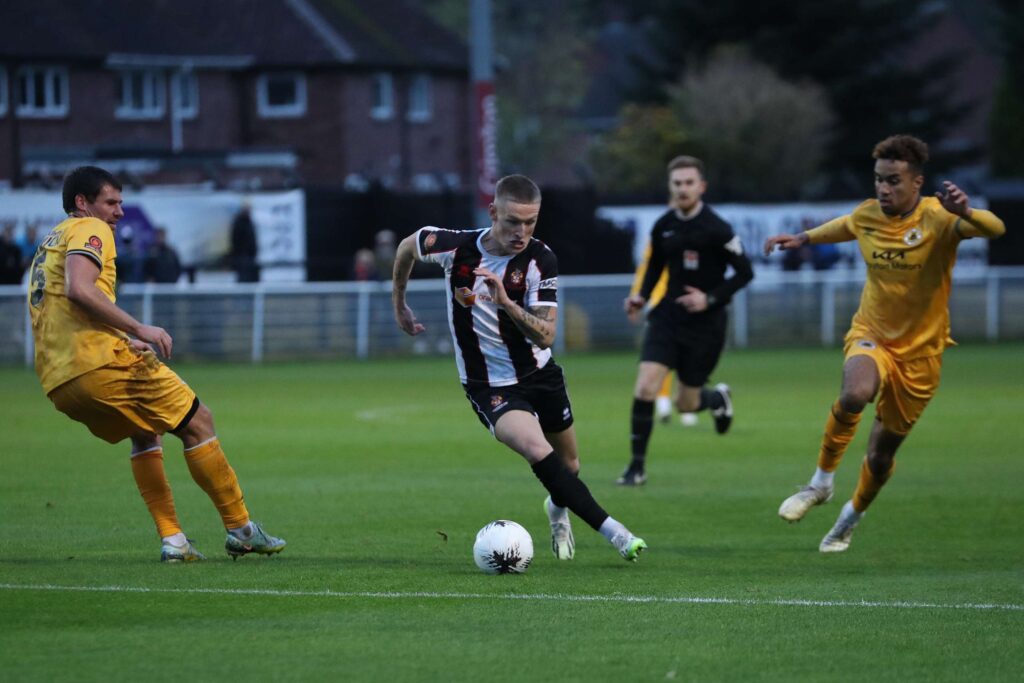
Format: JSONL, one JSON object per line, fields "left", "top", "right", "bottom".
{"left": 872, "top": 135, "right": 929, "bottom": 174}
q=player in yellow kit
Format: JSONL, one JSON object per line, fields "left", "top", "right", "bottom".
{"left": 28, "top": 166, "right": 285, "bottom": 562}
{"left": 764, "top": 135, "right": 1005, "bottom": 552}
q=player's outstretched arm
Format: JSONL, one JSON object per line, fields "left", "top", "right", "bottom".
{"left": 938, "top": 181, "right": 1006, "bottom": 239}
{"left": 392, "top": 234, "right": 425, "bottom": 336}
{"left": 763, "top": 232, "right": 809, "bottom": 256}
{"left": 65, "top": 253, "right": 173, "bottom": 357}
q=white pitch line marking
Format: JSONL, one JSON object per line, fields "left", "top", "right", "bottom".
{"left": 1, "top": 583, "right": 1022, "bottom": 612}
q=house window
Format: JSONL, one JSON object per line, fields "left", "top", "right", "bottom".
{"left": 116, "top": 69, "right": 165, "bottom": 119}
{"left": 171, "top": 71, "right": 198, "bottom": 119}
{"left": 407, "top": 74, "right": 432, "bottom": 122}
{"left": 16, "top": 66, "right": 69, "bottom": 117}
{"left": 257, "top": 72, "right": 306, "bottom": 118}
{"left": 0, "top": 67, "right": 7, "bottom": 116}
{"left": 371, "top": 73, "right": 394, "bottom": 120}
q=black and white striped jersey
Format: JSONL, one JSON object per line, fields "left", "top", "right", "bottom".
{"left": 415, "top": 226, "right": 558, "bottom": 387}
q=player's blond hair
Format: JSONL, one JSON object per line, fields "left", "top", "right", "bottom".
{"left": 872, "top": 135, "right": 929, "bottom": 174}
{"left": 495, "top": 175, "right": 541, "bottom": 205}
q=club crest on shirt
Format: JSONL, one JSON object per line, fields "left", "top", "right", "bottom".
{"left": 683, "top": 250, "right": 699, "bottom": 270}
{"left": 509, "top": 269, "right": 524, "bottom": 286}
{"left": 424, "top": 232, "right": 438, "bottom": 250}
{"left": 84, "top": 236, "right": 103, "bottom": 253}
{"left": 902, "top": 227, "right": 923, "bottom": 246}
{"left": 454, "top": 286, "right": 477, "bottom": 307}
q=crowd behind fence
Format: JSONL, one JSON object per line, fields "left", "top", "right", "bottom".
{"left": 3, "top": 267, "right": 1024, "bottom": 367}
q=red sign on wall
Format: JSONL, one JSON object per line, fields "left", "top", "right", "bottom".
{"left": 475, "top": 81, "right": 499, "bottom": 210}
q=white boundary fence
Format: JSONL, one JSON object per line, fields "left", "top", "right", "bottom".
{"left": 3, "top": 267, "right": 1024, "bottom": 366}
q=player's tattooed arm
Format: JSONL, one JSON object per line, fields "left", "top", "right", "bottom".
{"left": 393, "top": 234, "right": 425, "bottom": 335}
{"left": 504, "top": 303, "right": 557, "bottom": 349}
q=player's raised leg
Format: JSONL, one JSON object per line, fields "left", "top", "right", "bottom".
{"left": 173, "top": 403, "right": 286, "bottom": 559}
{"left": 780, "top": 355, "right": 877, "bottom": 522}
{"left": 497, "top": 411, "right": 647, "bottom": 561}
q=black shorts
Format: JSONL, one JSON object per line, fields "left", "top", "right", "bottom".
{"left": 463, "top": 361, "right": 574, "bottom": 434}
{"left": 640, "top": 314, "right": 725, "bottom": 387}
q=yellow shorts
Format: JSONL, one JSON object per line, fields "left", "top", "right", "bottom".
{"left": 844, "top": 329, "right": 942, "bottom": 435}
{"left": 48, "top": 344, "right": 197, "bottom": 444}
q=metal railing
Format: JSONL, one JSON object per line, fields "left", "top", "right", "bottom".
{"left": 3, "top": 266, "right": 1024, "bottom": 366}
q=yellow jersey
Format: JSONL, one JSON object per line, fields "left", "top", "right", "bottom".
{"left": 807, "top": 196, "right": 1000, "bottom": 360}
{"left": 28, "top": 216, "right": 128, "bottom": 393}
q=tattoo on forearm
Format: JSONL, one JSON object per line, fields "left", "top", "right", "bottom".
{"left": 507, "top": 304, "right": 554, "bottom": 346}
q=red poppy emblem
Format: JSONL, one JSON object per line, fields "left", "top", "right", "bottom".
{"left": 85, "top": 236, "right": 103, "bottom": 252}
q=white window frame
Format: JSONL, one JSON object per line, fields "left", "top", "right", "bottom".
{"left": 257, "top": 72, "right": 307, "bottom": 119}
{"left": 406, "top": 74, "right": 432, "bottom": 123}
{"left": 171, "top": 71, "right": 199, "bottom": 119}
{"left": 115, "top": 69, "right": 166, "bottom": 120}
{"left": 16, "top": 65, "right": 69, "bottom": 118}
{"left": 0, "top": 67, "right": 7, "bottom": 116}
{"left": 371, "top": 72, "right": 394, "bottom": 120}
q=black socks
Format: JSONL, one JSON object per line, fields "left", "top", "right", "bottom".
{"left": 531, "top": 453, "right": 608, "bottom": 531}
{"left": 630, "top": 398, "right": 654, "bottom": 463}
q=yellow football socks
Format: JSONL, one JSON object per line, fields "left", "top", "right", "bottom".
{"left": 657, "top": 375, "right": 672, "bottom": 399}
{"left": 817, "top": 400, "right": 862, "bottom": 472}
{"left": 852, "top": 456, "right": 895, "bottom": 513}
{"left": 130, "top": 449, "right": 181, "bottom": 538}
{"left": 183, "top": 438, "right": 250, "bottom": 529}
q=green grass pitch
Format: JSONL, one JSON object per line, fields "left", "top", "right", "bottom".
{"left": 1, "top": 345, "right": 1022, "bottom": 681}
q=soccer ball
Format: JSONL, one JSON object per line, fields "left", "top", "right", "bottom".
{"left": 473, "top": 520, "right": 534, "bottom": 574}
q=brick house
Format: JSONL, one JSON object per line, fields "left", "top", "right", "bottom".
{"left": 0, "top": 0, "right": 471, "bottom": 191}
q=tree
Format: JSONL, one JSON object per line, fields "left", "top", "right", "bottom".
{"left": 668, "top": 47, "right": 834, "bottom": 200}
{"left": 588, "top": 104, "right": 690, "bottom": 197}
{"left": 990, "top": 0, "right": 1024, "bottom": 177}
{"left": 623, "top": 0, "right": 965, "bottom": 193}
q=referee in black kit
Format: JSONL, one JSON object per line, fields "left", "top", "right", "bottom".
{"left": 618, "top": 156, "right": 754, "bottom": 486}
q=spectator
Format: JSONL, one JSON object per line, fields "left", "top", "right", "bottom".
{"left": 374, "top": 229, "right": 397, "bottom": 279}
{"left": 17, "top": 225, "right": 42, "bottom": 263}
{"left": 230, "top": 201, "right": 259, "bottom": 282}
{"left": 352, "top": 248, "right": 378, "bottom": 281}
{"left": 144, "top": 227, "right": 183, "bottom": 283}
{"left": 1, "top": 225, "right": 25, "bottom": 284}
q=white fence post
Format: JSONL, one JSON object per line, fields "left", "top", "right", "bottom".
{"left": 821, "top": 280, "right": 837, "bottom": 346}
{"left": 986, "top": 271, "right": 1000, "bottom": 341}
{"left": 733, "top": 288, "right": 748, "bottom": 348}
{"left": 356, "top": 284, "right": 371, "bottom": 360}
{"left": 252, "top": 289, "right": 265, "bottom": 363}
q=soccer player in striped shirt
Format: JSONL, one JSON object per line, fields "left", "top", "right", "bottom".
{"left": 392, "top": 174, "right": 647, "bottom": 562}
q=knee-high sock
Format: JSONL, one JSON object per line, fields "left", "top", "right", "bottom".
{"left": 130, "top": 448, "right": 181, "bottom": 538}
{"left": 818, "top": 400, "right": 862, "bottom": 472}
{"left": 630, "top": 398, "right": 655, "bottom": 462}
{"left": 852, "top": 456, "right": 894, "bottom": 513}
{"left": 657, "top": 376, "right": 672, "bottom": 399}
{"left": 183, "top": 437, "right": 249, "bottom": 529}
{"left": 531, "top": 452, "right": 608, "bottom": 531}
